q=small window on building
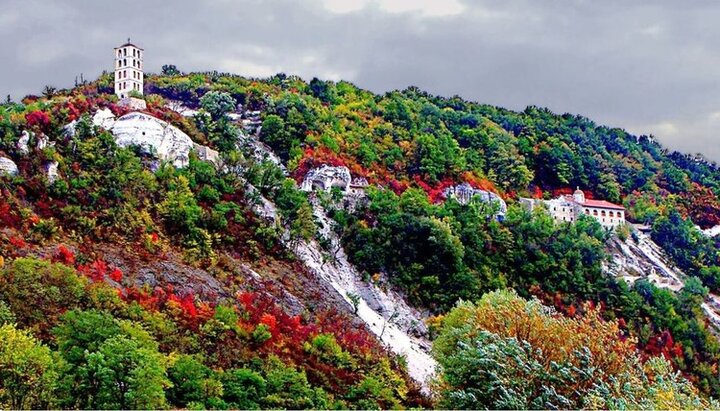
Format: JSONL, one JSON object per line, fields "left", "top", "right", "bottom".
{"left": 601, "top": 210, "right": 606, "bottom": 217}
{"left": 593, "top": 210, "right": 598, "bottom": 216}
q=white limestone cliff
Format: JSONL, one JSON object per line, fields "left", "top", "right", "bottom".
{"left": 110, "top": 112, "right": 195, "bottom": 168}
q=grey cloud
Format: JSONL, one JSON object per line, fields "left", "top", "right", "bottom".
{"left": 1, "top": 0, "right": 719, "bottom": 160}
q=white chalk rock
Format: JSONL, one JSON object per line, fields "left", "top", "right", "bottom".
{"left": 93, "top": 108, "right": 117, "bottom": 129}
{"left": 111, "top": 112, "right": 195, "bottom": 168}
{"left": 63, "top": 108, "right": 117, "bottom": 138}
{"left": 194, "top": 144, "right": 221, "bottom": 167}
{"left": 0, "top": 157, "right": 18, "bottom": 176}
{"left": 45, "top": 161, "right": 59, "bottom": 184}
{"left": 17, "top": 131, "right": 31, "bottom": 154}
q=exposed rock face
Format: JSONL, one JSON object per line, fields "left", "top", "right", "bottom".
{"left": 444, "top": 183, "right": 507, "bottom": 219}
{"left": 604, "top": 230, "right": 720, "bottom": 330}
{"left": 164, "top": 100, "right": 199, "bottom": 118}
{"left": 93, "top": 108, "right": 117, "bottom": 129}
{"left": 0, "top": 156, "right": 18, "bottom": 176}
{"left": 44, "top": 161, "right": 59, "bottom": 184}
{"left": 237, "top": 134, "right": 286, "bottom": 171}
{"left": 17, "top": 131, "right": 30, "bottom": 154}
{"left": 301, "top": 165, "right": 352, "bottom": 192}
{"left": 605, "top": 233, "right": 684, "bottom": 291}
{"left": 111, "top": 112, "right": 195, "bottom": 168}
{"left": 194, "top": 144, "right": 221, "bottom": 167}
{"left": 66, "top": 109, "right": 219, "bottom": 169}
{"left": 63, "top": 108, "right": 116, "bottom": 137}
{"left": 293, "top": 197, "right": 437, "bottom": 390}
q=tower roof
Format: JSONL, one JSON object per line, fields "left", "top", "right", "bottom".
{"left": 573, "top": 187, "right": 584, "bottom": 196}
{"left": 114, "top": 38, "right": 143, "bottom": 50}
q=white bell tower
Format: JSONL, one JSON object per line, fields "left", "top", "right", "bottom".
{"left": 114, "top": 39, "right": 144, "bottom": 99}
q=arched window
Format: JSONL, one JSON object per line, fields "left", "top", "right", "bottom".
{"left": 609, "top": 211, "right": 614, "bottom": 218}
{"left": 593, "top": 209, "right": 598, "bottom": 216}
{"left": 585, "top": 209, "right": 589, "bottom": 214}
{"left": 601, "top": 210, "right": 606, "bottom": 217}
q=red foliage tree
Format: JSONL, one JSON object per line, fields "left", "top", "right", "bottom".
{"left": 53, "top": 245, "right": 76, "bottom": 265}
{"left": 25, "top": 110, "right": 51, "bottom": 133}
{"left": 109, "top": 267, "right": 123, "bottom": 282}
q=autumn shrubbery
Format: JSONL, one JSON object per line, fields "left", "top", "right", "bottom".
{"left": 0, "top": 257, "right": 414, "bottom": 409}
{"left": 433, "top": 290, "right": 717, "bottom": 410}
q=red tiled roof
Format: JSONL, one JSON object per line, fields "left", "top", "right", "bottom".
{"left": 562, "top": 195, "right": 625, "bottom": 210}
{"left": 581, "top": 199, "right": 625, "bottom": 210}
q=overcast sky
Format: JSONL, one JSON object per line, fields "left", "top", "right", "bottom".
{"left": 1, "top": 0, "right": 719, "bottom": 160}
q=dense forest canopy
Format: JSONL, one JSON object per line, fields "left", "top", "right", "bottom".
{"left": 1, "top": 70, "right": 720, "bottom": 408}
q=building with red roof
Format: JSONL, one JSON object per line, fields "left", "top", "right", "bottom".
{"left": 521, "top": 188, "right": 626, "bottom": 229}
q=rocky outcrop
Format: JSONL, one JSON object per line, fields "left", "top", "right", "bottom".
{"left": 237, "top": 134, "right": 286, "bottom": 172}
{"left": 110, "top": 112, "right": 195, "bottom": 168}
{"left": 0, "top": 156, "right": 18, "bottom": 176}
{"left": 444, "top": 183, "right": 507, "bottom": 218}
{"left": 63, "top": 108, "right": 116, "bottom": 137}
{"left": 294, "top": 197, "right": 436, "bottom": 390}
{"left": 300, "top": 165, "right": 352, "bottom": 192}
{"left": 66, "top": 109, "right": 220, "bottom": 169}
{"left": 605, "top": 231, "right": 720, "bottom": 330}
{"left": 17, "top": 131, "right": 31, "bottom": 154}
{"left": 44, "top": 161, "right": 59, "bottom": 184}
{"left": 93, "top": 108, "right": 117, "bottom": 129}
{"left": 194, "top": 144, "right": 221, "bottom": 167}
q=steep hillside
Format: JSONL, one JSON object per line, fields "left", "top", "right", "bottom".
{"left": 1, "top": 71, "right": 720, "bottom": 408}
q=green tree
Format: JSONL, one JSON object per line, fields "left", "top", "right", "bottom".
{"left": 221, "top": 368, "right": 267, "bottom": 409}
{"left": 167, "top": 354, "right": 222, "bottom": 407}
{"left": 53, "top": 310, "right": 169, "bottom": 409}
{"left": 161, "top": 64, "right": 181, "bottom": 76}
{"left": 200, "top": 91, "right": 236, "bottom": 121}
{"left": 0, "top": 258, "right": 87, "bottom": 330}
{"left": 0, "top": 324, "right": 58, "bottom": 409}
{"left": 260, "top": 114, "right": 292, "bottom": 160}
{"left": 158, "top": 175, "right": 203, "bottom": 235}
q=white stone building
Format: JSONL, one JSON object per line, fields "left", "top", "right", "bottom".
{"left": 522, "top": 188, "right": 625, "bottom": 229}
{"left": 114, "top": 40, "right": 144, "bottom": 99}
{"left": 300, "top": 165, "right": 352, "bottom": 192}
